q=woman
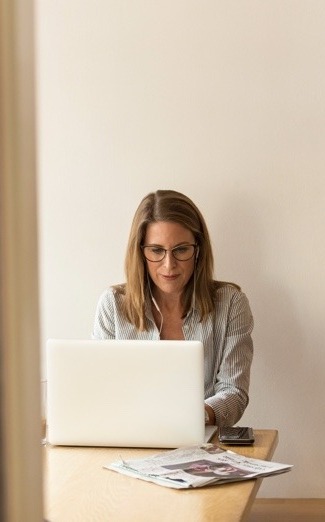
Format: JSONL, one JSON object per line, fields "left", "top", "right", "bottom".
{"left": 93, "top": 189, "right": 253, "bottom": 427}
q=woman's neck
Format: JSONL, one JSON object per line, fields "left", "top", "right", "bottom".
{"left": 151, "top": 291, "right": 185, "bottom": 340}
{"left": 152, "top": 290, "right": 184, "bottom": 315}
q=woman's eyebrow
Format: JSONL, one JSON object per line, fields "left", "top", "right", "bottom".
{"left": 145, "top": 242, "right": 193, "bottom": 247}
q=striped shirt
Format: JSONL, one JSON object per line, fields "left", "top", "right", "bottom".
{"left": 92, "top": 284, "right": 254, "bottom": 427}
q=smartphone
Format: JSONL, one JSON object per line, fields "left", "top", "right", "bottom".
{"left": 218, "top": 426, "right": 255, "bottom": 445}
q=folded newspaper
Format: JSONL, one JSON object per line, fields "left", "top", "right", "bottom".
{"left": 104, "top": 443, "right": 292, "bottom": 489}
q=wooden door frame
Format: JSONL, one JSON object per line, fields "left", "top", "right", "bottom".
{"left": 0, "top": 0, "right": 43, "bottom": 520}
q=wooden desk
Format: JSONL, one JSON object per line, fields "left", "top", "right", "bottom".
{"left": 44, "top": 429, "right": 278, "bottom": 522}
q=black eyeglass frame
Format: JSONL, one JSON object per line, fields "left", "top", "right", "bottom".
{"left": 141, "top": 243, "right": 198, "bottom": 262}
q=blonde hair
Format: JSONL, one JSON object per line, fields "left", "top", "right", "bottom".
{"left": 116, "top": 190, "right": 233, "bottom": 330}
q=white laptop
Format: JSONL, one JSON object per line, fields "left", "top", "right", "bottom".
{"left": 46, "top": 339, "right": 217, "bottom": 448}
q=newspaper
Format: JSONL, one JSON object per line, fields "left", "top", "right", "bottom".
{"left": 104, "top": 443, "right": 292, "bottom": 489}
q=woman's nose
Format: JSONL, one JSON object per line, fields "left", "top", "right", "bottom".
{"left": 162, "top": 250, "right": 177, "bottom": 267}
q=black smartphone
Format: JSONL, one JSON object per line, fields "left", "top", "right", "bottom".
{"left": 218, "top": 426, "right": 255, "bottom": 445}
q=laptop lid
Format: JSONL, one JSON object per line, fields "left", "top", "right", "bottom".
{"left": 46, "top": 339, "right": 209, "bottom": 448}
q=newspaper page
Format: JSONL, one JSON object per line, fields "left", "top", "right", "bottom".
{"left": 104, "top": 443, "right": 292, "bottom": 489}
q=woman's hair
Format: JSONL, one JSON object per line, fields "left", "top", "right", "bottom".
{"left": 117, "top": 189, "right": 230, "bottom": 330}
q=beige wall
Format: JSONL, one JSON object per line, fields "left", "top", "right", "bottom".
{"left": 36, "top": 1, "right": 325, "bottom": 497}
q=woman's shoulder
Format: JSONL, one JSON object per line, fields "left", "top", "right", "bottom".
{"left": 97, "top": 284, "right": 126, "bottom": 305}
{"left": 213, "top": 280, "right": 241, "bottom": 295}
{"left": 212, "top": 280, "right": 252, "bottom": 314}
{"left": 212, "top": 280, "right": 250, "bottom": 304}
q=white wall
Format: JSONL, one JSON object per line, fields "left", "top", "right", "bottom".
{"left": 36, "top": 1, "right": 325, "bottom": 498}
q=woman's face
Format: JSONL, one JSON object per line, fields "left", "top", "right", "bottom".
{"left": 143, "top": 221, "right": 196, "bottom": 298}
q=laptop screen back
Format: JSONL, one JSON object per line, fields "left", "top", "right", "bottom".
{"left": 46, "top": 339, "right": 205, "bottom": 448}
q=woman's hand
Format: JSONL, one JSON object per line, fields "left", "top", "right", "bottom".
{"left": 204, "top": 404, "right": 216, "bottom": 425}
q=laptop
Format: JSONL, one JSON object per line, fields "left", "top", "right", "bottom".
{"left": 46, "top": 339, "right": 217, "bottom": 448}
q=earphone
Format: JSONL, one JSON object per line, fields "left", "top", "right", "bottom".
{"left": 151, "top": 295, "right": 160, "bottom": 313}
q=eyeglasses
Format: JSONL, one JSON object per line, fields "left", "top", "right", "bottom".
{"left": 141, "top": 244, "right": 197, "bottom": 262}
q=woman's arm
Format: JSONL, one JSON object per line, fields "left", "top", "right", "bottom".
{"left": 205, "top": 290, "right": 254, "bottom": 426}
{"left": 92, "top": 288, "right": 116, "bottom": 339}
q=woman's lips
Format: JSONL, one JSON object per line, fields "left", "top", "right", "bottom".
{"left": 161, "top": 274, "right": 179, "bottom": 280}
